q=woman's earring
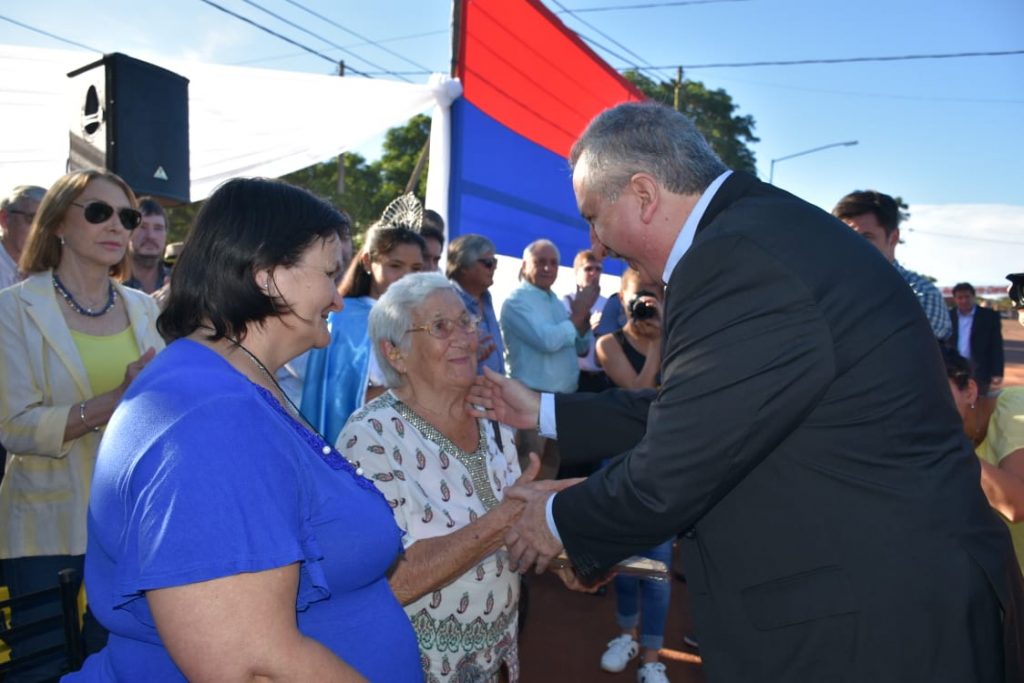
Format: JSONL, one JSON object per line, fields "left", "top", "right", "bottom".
{"left": 58, "top": 235, "right": 65, "bottom": 246}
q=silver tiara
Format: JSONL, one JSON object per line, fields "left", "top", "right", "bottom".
{"left": 378, "top": 193, "right": 423, "bottom": 231}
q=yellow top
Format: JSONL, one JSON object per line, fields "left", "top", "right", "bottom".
{"left": 69, "top": 326, "right": 139, "bottom": 395}
{"left": 976, "top": 386, "right": 1024, "bottom": 572}
{"left": 0, "top": 271, "right": 164, "bottom": 559}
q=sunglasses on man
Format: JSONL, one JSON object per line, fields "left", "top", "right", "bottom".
{"left": 71, "top": 200, "right": 143, "bottom": 231}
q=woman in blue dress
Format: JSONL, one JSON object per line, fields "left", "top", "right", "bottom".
{"left": 66, "top": 178, "right": 421, "bottom": 681}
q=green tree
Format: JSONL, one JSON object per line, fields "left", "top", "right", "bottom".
{"left": 623, "top": 70, "right": 759, "bottom": 175}
{"left": 165, "top": 114, "right": 432, "bottom": 246}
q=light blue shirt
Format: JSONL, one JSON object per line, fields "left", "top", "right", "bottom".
{"left": 543, "top": 170, "right": 733, "bottom": 542}
{"left": 500, "top": 281, "right": 591, "bottom": 393}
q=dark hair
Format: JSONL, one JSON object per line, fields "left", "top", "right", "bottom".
{"left": 137, "top": 196, "right": 166, "bottom": 220}
{"left": 832, "top": 190, "right": 901, "bottom": 236}
{"left": 952, "top": 282, "right": 976, "bottom": 297}
{"left": 158, "top": 178, "right": 349, "bottom": 342}
{"left": 337, "top": 224, "right": 426, "bottom": 298}
{"left": 422, "top": 209, "right": 445, "bottom": 238}
{"left": 941, "top": 346, "right": 973, "bottom": 390}
{"left": 420, "top": 224, "right": 445, "bottom": 247}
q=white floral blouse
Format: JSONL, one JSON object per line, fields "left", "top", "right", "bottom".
{"left": 338, "top": 392, "right": 522, "bottom": 683}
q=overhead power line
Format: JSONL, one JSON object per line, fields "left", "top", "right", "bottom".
{"left": 558, "top": 0, "right": 750, "bottom": 12}
{"left": 282, "top": 0, "right": 433, "bottom": 73}
{"left": 238, "top": 0, "right": 403, "bottom": 79}
{"left": 636, "top": 49, "right": 1024, "bottom": 70}
{"left": 550, "top": 0, "right": 674, "bottom": 82}
{"left": 199, "top": 0, "right": 351, "bottom": 71}
{"left": 0, "top": 14, "right": 100, "bottom": 52}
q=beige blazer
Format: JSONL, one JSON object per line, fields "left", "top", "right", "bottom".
{"left": 0, "top": 270, "right": 164, "bottom": 558}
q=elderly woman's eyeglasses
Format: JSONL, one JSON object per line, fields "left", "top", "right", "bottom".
{"left": 71, "top": 200, "right": 143, "bottom": 231}
{"left": 477, "top": 257, "right": 497, "bottom": 269}
{"left": 407, "top": 314, "right": 481, "bottom": 340}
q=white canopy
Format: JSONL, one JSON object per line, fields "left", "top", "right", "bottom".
{"left": 0, "top": 44, "right": 460, "bottom": 207}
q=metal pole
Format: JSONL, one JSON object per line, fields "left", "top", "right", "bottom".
{"left": 768, "top": 140, "right": 858, "bottom": 185}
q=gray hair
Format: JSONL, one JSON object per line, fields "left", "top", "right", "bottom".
{"left": 519, "top": 238, "right": 559, "bottom": 281}
{"left": 1, "top": 185, "right": 46, "bottom": 212}
{"left": 369, "top": 272, "right": 462, "bottom": 388}
{"left": 446, "top": 233, "right": 496, "bottom": 280}
{"left": 569, "top": 102, "right": 727, "bottom": 200}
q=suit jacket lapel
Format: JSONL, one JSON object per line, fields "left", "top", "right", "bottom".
{"left": 20, "top": 271, "right": 91, "bottom": 397}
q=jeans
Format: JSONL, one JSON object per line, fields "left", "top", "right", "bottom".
{"left": 613, "top": 538, "right": 674, "bottom": 651}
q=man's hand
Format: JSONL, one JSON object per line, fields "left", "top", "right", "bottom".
{"left": 466, "top": 367, "right": 540, "bottom": 430}
{"left": 503, "top": 475, "right": 584, "bottom": 573}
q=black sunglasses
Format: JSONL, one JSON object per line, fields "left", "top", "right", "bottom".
{"left": 71, "top": 201, "right": 142, "bottom": 231}
{"left": 1007, "top": 273, "right": 1024, "bottom": 310}
{"left": 477, "top": 257, "right": 497, "bottom": 269}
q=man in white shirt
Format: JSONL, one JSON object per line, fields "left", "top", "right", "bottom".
{"left": 0, "top": 185, "right": 45, "bottom": 290}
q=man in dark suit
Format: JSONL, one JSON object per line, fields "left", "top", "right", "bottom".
{"left": 471, "top": 102, "right": 1018, "bottom": 682}
{"left": 950, "top": 281, "right": 1004, "bottom": 396}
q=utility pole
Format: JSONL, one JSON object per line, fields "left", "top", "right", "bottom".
{"left": 673, "top": 66, "right": 683, "bottom": 112}
{"left": 336, "top": 60, "right": 346, "bottom": 195}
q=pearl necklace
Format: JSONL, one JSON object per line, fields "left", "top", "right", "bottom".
{"left": 52, "top": 272, "right": 117, "bottom": 317}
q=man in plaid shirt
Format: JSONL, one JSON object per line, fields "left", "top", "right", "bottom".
{"left": 833, "top": 190, "right": 951, "bottom": 341}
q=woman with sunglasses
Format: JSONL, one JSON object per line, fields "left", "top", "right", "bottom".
{"left": 0, "top": 169, "right": 162, "bottom": 678}
{"left": 301, "top": 213, "right": 426, "bottom": 445}
{"left": 446, "top": 234, "right": 505, "bottom": 377}
{"left": 339, "top": 272, "right": 538, "bottom": 683}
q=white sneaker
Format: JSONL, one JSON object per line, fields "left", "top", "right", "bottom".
{"left": 600, "top": 634, "right": 639, "bottom": 673}
{"left": 637, "top": 661, "right": 670, "bottom": 683}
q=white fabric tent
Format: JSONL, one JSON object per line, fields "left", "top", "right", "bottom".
{"left": 0, "top": 44, "right": 460, "bottom": 209}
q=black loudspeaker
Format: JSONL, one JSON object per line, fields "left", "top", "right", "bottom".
{"left": 67, "top": 53, "right": 190, "bottom": 204}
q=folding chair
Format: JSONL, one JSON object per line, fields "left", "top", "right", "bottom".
{"left": 0, "top": 568, "right": 84, "bottom": 681}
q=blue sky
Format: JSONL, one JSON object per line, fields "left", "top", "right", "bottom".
{"left": 3, "top": 0, "right": 1022, "bottom": 287}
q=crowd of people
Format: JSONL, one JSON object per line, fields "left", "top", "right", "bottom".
{"left": 0, "top": 100, "right": 1022, "bottom": 683}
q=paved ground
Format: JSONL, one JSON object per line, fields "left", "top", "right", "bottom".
{"left": 519, "top": 564, "right": 706, "bottom": 683}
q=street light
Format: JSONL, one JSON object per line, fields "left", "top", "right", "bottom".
{"left": 768, "top": 140, "right": 858, "bottom": 185}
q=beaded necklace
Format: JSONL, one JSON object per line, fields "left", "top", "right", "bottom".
{"left": 52, "top": 272, "right": 117, "bottom": 317}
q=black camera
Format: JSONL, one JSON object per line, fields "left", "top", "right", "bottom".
{"left": 628, "top": 290, "right": 659, "bottom": 321}
{"left": 1007, "top": 273, "right": 1024, "bottom": 310}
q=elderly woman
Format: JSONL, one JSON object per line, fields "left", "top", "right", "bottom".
{"left": 0, "top": 169, "right": 162, "bottom": 678}
{"left": 447, "top": 234, "right": 505, "bottom": 376}
{"left": 339, "top": 272, "right": 532, "bottom": 682}
{"left": 302, "top": 221, "right": 426, "bottom": 444}
{"left": 67, "top": 178, "right": 420, "bottom": 681}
